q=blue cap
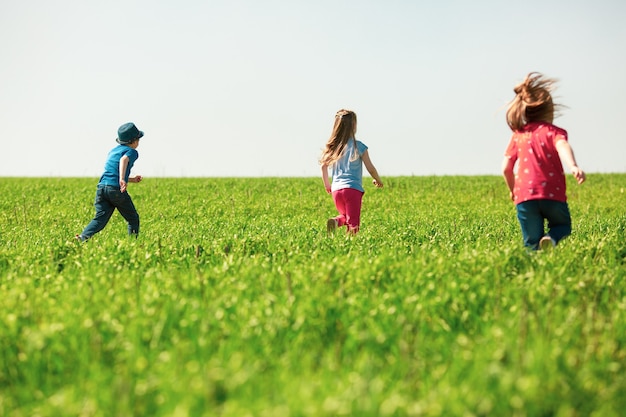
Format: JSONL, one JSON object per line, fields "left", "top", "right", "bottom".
{"left": 116, "top": 122, "right": 144, "bottom": 144}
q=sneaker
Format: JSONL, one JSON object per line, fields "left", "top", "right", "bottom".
{"left": 326, "top": 218, "right": 338, "bottom": 234}
{"left": 75, "top": 234, "right": 86, "bottom": 243}
{"left": 539, "top": 236, "right": 553, "bottom": 251}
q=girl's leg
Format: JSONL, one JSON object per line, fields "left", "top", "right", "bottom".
{"left": 343, "top": 188, "right": 364, "bottom": 234}
{"left": 516, "top": 200, "right": 544, "bottom": 250}
{"left": 80, "top": 187, "right": 115, "bottom": 239}
{"left": 541, "top": 201, "right": 571, "bottom": 245}
{"left": 331, "top": 190, "right": 348, "bottom": 227}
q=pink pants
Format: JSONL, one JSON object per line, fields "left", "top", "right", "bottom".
{"left": 331, "top": 188, "right": 364, "bottom": 233}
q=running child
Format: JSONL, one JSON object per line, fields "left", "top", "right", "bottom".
{"left": 320, "top": 109, "right": 383, "bottom": 234}
{"left": 502, "top": 73, "right": 586, "bottom": 250}
{"left": 76, "top": 122, "right": 145, "bottom": 242}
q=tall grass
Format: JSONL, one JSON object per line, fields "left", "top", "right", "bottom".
{"left": 0, "top": 175, "right": 624, "bottom": 416}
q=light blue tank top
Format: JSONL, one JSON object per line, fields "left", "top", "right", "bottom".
{"left": 330, "top": 139, "right": 368, "bottom": 192}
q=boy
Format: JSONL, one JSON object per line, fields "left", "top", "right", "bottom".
{"left": 76, "top": 122, "right": 144, "bottom": 241}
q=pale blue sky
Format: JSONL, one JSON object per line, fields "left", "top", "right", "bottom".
{"left": 1, "top": 0, "right": 625, "bottom": 177}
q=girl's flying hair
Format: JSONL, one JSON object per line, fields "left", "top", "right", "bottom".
{"left": 506, "top": 72, "right": 562, "bottom": 131}
{"left": 319, "top": 109, "right": 359, "bottom": 166}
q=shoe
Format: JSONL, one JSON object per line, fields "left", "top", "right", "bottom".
{"left": 539, "top": 236, "right": 553, "bottom": 251}
{"left": 326, "top": 218, "right": 338, "bottom": 234}
{"left": 75, "top": 234, "right": 86, "bottom": 243}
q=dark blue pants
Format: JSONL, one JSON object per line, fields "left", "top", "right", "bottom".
{"left": 81, "top": 185, "right": 139, "bottom": 240}
{"left": 516, "top": 200, "right": 571, "bottom": 250}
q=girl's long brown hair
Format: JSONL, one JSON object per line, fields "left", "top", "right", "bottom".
{"left": 506, "top": 72, "right": 561, "bottom": 131}
{"left": 319, "top": 109, "right": 358, "bottom": 166}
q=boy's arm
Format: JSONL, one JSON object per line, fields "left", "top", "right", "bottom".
{"left": 119, "top": 155, "right": 130, "bottom": 192}
{"left": 555, "top": 140, "right": 586, "bottom": 184}
{"left": 361, "top": 150, "right": 383, "bottom": 188}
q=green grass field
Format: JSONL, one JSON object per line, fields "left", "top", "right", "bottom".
{"left": 1, "top": 175, "right": 625, "bottom": 416}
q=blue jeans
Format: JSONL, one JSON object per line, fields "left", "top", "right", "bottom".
{"left": 516, "top": 200, "right": 571, "bottom": 250}
{"left": 80, "top": 185, "right": 139, "bottom": 240}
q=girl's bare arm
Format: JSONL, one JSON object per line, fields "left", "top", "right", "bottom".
{"left": 321, "top": 164, "right": 331, "bottom": 193}
{"left": 501, "top": 156, "right": 516, "bottom": 200}
{"left": 555, "top": 140, "right": 586, "bottom": 184}
{"left": 361, "top": 150, "right": 383, "bottom": 188}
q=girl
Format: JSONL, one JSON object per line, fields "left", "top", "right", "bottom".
{"left": 76, "top": 122, "right": 145, "bottom": 242}
{"left": 320, "top": 109, "right": 383, "bottom": 234}
{"left": 501, "top": 73, "right": 586, "bottom": 250}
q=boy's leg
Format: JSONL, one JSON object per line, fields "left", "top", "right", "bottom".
{"left": 516, "top": 200, "right": 544, "bottom": 250}
{"left": 80, "top": 187, "right": 115, "bottom": 239}
{"left": 111, "top": 190, "right": 140, "bottom": 236}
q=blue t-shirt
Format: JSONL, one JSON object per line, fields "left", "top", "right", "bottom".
{"left": 98, "top": 145, "right": 139, "bottom": 186}
{"left": 330, "top": 139, "right": 368, "bottom": 193}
